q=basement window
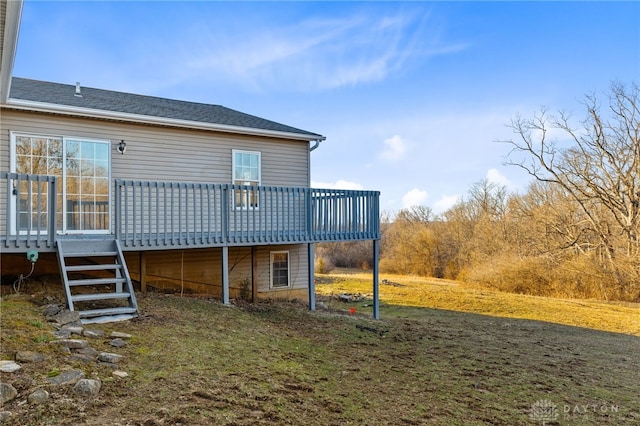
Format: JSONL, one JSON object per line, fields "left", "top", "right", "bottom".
{"left": 270, "top": 251, "right": 290, "bottom": 288}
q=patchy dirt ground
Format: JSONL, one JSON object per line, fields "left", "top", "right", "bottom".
{"left": 1, "top": 275, "right": 639, "bottom": 425}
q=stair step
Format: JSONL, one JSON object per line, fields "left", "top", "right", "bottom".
{"left": 65, "top": 264, "right": 121, "bottom": 272}
{"left": 78, "top": 306, "right": 138, "bottom": 318}
{"left": 63, "top": 251, "right": 118, "bottom": 258}
{"left": 71, "top": 292, "right": 131, "bottom": 302}
{"left": 68, "top": 277, "right": 127, "bottom": 287}
{"left": 57, "top": 239, "right": 118, "bottom": 254}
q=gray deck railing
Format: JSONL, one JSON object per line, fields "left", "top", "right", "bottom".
{"left": 114, "top": 179, "right": 380, "bottom": 249}
{"left": 1, "top": 173, "right": 379, "bottom": 251}
{"left": 1, "top": 172, "right": 57, "bottom": 249}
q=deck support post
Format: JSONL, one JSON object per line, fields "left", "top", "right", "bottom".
{"left": 222, "top": 246, "right": 230, "bottom": 305}
{"left": 308, "top": 243, "right": 315, "bottom": 311}
{"left": 140, "top": 251, "right": 147, "bottom": 293}
{"left": 373, "top": 239, "right": 380, "bottom": 320}
{"left": 251, "top": 246, "right": 257, "bottom": 303}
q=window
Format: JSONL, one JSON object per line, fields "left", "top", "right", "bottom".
{"left": 232, "top": 150, "right": 260, "bottom": 209}
{"left": 270, "top": 251, "right": 290, "bottom": 288}
{"left": 11, "top": 132, "right": 110, "bottom": 234}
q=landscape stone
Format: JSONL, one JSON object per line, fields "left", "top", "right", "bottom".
{"left": 73, "top": 379, "right": 101, "bottom": 398}
{"left": 0, "top": 361, "right": 21, "bottom": 373}
{"left": 98, "top": 352, "right": 123, "bottom": 363}
{"left": 83, "top": 329, "right": 105, "bottom": 338}
{"left": 0, "top": 383, "right": 18, "bottom": 404}
{"left": 62, "top": 326, "right": 84, "bottom": 335}
{"left": 48, "top": 310, "right": 81, "bottom": 326}
{"left": 42, "top": 304, "right": 61, "bottom": 317}
{"left": 109, "top": 338, "right": 127, "bottom": 348}
{"left": 46, "top": 369, "right": 85, "bottom": 385}
{"left": 15, "top": 351, "right": 45, "bottom": 363}
{"left": 53, "top": 329, "right": 72, "bottom": 339}
{"left": 74, "top": 346, "right": 99, "bottom": 358}
{"left": 112, "top": 370, "right": 129, "bottom": 378}
{"left": 68, "top": 353, "right": 95, "bottom": 363}
{"left": 98, "top": 362, "right": 120, "bottom": 369}
{"left": 51, "top": 339, "right": 89, "bottom": 349}
{"left": 110, "top": 331, "right": 132, "bottom": 339}
{"left": 27, "top": 388, "right": 49, "bottom": 404}
{"left": 0, "top": 411, "right": 12, "bottom": 422}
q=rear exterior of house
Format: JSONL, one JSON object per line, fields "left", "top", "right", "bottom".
{"left": 0, "top": 1, "right": 380, "bottom": 323}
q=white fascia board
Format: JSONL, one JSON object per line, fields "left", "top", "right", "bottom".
{"left": 0, "top": 0, "right": 24, "bottom": 103}
{"left": 4, "top": 98, "right": 326, "bottom": 142}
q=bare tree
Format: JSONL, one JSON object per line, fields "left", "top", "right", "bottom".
{"left": 501, "top": 82, "right": 640, "bottom": 298}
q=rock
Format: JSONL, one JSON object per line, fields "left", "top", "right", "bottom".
{"left": 74, "top": 347, "right": 99, "bottom": 358}
{"left": 83, "top": 329, "right": 105, "bottom": 338}
{"left": 109, "top": 338, "right": 127, "bottom": 348}
{"left": 62, "top": 326, "right": 84, "bottom": 336}
{"left": 68, "top": 354, "right": 95, "bottom": 364}
{"left": 27, "top": 388, "right": 49, "bottom": 404}
{"left": 0, "top": 383, "right": 18, "bottom": 404}
{"left": 46, "top": 369, "right": 85, "bottom": 386}
{"left": 112, "top": 370, "right": 129, "bottom": 378}
{"left": 0, "top": 361, "right": 21, "bottom": 373}
{"left": 42, "top": 304, "right": 61, "bottom": 317}
{"left": 0, "top": 411, "right": 12, "bottom": 422}
{"left": 73, "top": 379, "right": 101, "bottom": 398}
{"left": 48, "top": 310, "right": 81, "bottom": 326}
{"left": 98, "top": 352, "right": 123, "bottom": 363}
{"left": 53, "top": 329, "right": 72, "bottom": 339}
{"left": 99, "top": 362, "right": 120, "bottom": 370}
{"left": 51, "top": 339, "right": 89, "bottom": 349}
{"left": 15, "top": 351, "right": 45, "bottom": 363}
{"left": 110, "top": 331, "right": 132, "bottom": 339}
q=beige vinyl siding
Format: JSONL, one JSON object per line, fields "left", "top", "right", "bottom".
{"left": 1, "top": 110, "right": 309, "bottom": 186}
{"left": 1, "top": 109, "right": 310, "bottom": 235}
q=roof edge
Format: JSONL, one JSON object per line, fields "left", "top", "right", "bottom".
{"left": 4, "top": 98, "right": 326, "bottom": 142}
{"left": 1, "top": 0, "right": 23, "bottom": 103}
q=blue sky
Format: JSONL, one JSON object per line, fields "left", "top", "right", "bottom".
{"left": 13, "top": 1, "right": 640, "bottom": 214}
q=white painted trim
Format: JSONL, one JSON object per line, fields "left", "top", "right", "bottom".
{"left": 0, "top": 0, "right": 23, "bottom": 103}
{"left": 269, "top": 250, "right": 291, "bottom": 289}
{"left": 3, "top": 98, "right": 326, "bottom": 142}
{"left": 9, "top": 132, "right": 112, "bottom": 235}
{"left": 232, "top": 149, "right": 261, "bottom": 210}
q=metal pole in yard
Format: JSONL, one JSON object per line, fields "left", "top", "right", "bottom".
{"left": 308, "top": 243, "right": 316, "bottom": 311}
{"left": 373, "top": 239, "right": 380, "bottom": 320}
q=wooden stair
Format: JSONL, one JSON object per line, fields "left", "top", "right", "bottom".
{"left": 56, "top": 238, "right": 138, "bottom": 324}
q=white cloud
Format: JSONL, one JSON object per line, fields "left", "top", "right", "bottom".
{"left": 402, "top": 188, "right": 429, "bottom": 208}
{"left": 311, "top": 180, "right": 364, "bottom": 190}
{"left": 486, "top": 168, "right": 512, "bottom": 187}
{"left": 380, "top": 135, "right": 407, "bottom": 161}
{"left": 433, "top": 194, "right": 460, "bottom": 213}
{"left": 182, "top": 7, "right": 466, "bottom": 93}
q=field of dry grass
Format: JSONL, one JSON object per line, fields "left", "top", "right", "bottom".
{"left": 1, "top": 273, "right": 639, "bottom": 425}
{"left": 315, "top": 269, "right": 640, "bottom": 336}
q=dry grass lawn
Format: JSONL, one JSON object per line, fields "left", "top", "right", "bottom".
{"left": 0, "top": 272, "right": 638, "bottom": 425}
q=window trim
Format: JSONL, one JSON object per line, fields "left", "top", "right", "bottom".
{"left": 232, "top": 149, "right": 261, "bottom": 210}
{"left": 9, "top": 131, "right": 112, "bottom": 235}
{"left": 270, "top": 250, "right": 291, "bottom": 289}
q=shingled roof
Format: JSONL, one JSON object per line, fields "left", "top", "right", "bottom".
{"left": 8, "top": 77, "right": 323, "bottom": 140}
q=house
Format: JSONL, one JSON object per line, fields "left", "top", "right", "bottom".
{"left": 0, "top": 0, "right": 381, "bottom": 323}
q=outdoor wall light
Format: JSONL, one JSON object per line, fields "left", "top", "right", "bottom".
{"left": 117, "top": 140, "right": 127, "bottom": 155}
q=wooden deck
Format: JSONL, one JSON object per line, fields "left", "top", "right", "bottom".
{"left": 1, "top": 173, "right": 380, "bottom": 252}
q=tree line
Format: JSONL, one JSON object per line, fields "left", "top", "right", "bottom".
{"left": 317, "top": 82, "right": 639, "bottom": 302}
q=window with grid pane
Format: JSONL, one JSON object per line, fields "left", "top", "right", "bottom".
{"left": 232, "top": 150, "right": 260, "bottom": 209}
{"left": 270, "top": 251, "right": 290, "bottom": 288}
